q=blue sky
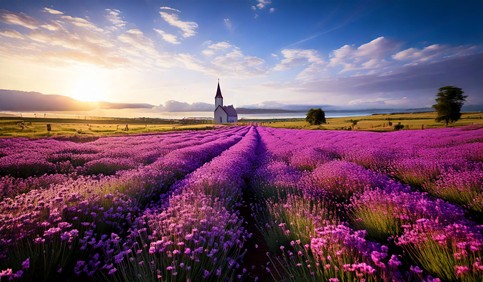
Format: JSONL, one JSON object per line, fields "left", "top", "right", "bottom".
{"left": 0, "top": 0, "right": 482, "bottom": 110}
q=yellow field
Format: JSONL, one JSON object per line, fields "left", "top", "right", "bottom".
{"left": 0, "top": 118, "right": 215, "bottom": 138}
{"left": 260, "top": 112, "right": 483, "bottom": 131}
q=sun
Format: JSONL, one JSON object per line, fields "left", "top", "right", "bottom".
{"left": 70, "top": 79, "right": 107, "bottom": 102}
{"left": 69, "top": 68, "right": 109, "bottom": 102}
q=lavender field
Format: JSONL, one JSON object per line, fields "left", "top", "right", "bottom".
{"left": 0, "top": 125, "right": 482, "bottom": 281}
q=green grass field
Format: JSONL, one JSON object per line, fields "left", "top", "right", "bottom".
{"left": 259, "top": 112, "right": 483, "bottom": 131}
{"left": 0, "top": 116, "right": 215, "bottom": 138}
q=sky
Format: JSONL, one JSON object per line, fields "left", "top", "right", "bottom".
{"left": 0, "top": 0, "right": 482, "bottom": 110}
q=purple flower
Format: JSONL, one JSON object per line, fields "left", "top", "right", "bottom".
{"left": 410, "top": 265, "right": 423, "bottom": 274}
{"left": 21, "top": 258, "right": 30, "bottom": 270}
{"left": 108, "top": 267, "right": 117, "bottom": 275}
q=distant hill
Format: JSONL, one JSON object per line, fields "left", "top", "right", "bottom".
{"left": 236, "top": 107, "right": 302, "bottom": 114}
{"left": 0, "top": 89, "right": 153, "bottom": 111}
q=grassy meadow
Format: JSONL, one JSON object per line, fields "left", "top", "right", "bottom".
{"left": 260, "top": 111, "right": 483, "bottom": 131}
{"left": 0, "top": 116, "right": 214, "bottom": 138}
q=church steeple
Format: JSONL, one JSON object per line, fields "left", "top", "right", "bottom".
{"left": 215, "top": 79, "right": 223, "bottom": 108}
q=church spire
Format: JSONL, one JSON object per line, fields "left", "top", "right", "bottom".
{"left": 215, "top": 79, "right": 223, "bottom": 98}
{"left": 215, "top": 79, "right": 223, "bottom": 108}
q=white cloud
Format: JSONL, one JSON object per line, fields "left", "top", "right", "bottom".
{"left": 393, "top": 44, "right": 479, "bottom": 65}
{"left": 357, "top": 36, "right": 398, "bottom": 57}
{"left": 0, "top": 29, "right": 24, "bottom": 39}
{"left": 207, "top": 41, "right": 232, "bottom": 50}
{"left": 159, "top": 8, "right": 198, "bottom": 38}
{"left": 43, "top": 8, "right": 63, "bottom": 15}
{"left": 160, "top": 7, "right": 181, "bottom": 13}
{"left": 251, "top": 0, "right": 274, "bottom": 17}
{"left": 274, "top": 49, "right": 325, "bottom": 81}
{"left": 294, "top": 53, "right": 483, "bottom": 108}
{"left": 255, "top": 0, "right": 272, "bottom": 10}
{"left": 0, "top": 8, "right": 172, "bottom": 69}
{"left": 202, "top": 41, "right": 232, "bottom": 56}
{"left": 105, "top": 9, "right": 126, "bottom": 28}
{"left": 40, "top": 23, "right": 61, "bottom": 31}
{"left": 175, "top": 53, "right": 208, "bottom": 73}
{"left": 60, "top": 15, "right": 104, "bottom": 32}
{"left": 154, "top": 28, "right": 180, "bottom": 44}
{"left": 272, "top": 37, "right": 481, "bottom": 90}
{"left": 274, "top": 49, "right": 324, "bottom": 71}
{"left": 328, "top": 36, "right": 399, "bottom": 73}
{"left": 118, "top": 29, "right": 157, "bottom": 56}
{"left": 0, "top": 10, "right": 39, "bottom": 29}
{"left": 199, "top": 42, "right": 267, "bottom": 76}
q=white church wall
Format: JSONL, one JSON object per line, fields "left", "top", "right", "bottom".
{"left": 214, "top": 107, "right": 227, "bottom": 124}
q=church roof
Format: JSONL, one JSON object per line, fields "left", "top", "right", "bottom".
{"left": 215, "top": 82, "right": 223, "bottom": 98}
{"left": 216, "top": 105, "right": 237, "bottom": 117}
{"left": 222, "top": 105, "right": 237, "bottom": 117}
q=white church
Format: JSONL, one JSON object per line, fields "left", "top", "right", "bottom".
{"left": 214, "top": 81, "right": 238, "bottom": 124}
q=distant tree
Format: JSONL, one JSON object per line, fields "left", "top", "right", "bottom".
{"left": 394, "top": 122, "right": 404, "bottom": 130}
{"left": 432, "top": 86, "right": 467, "bottom": 126}
{"left": 306, "top": 108, "right": 326, "bottom": 125}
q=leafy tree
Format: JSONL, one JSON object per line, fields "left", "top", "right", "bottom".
{"left": 306, "top": 108, "right": 326, "bottom": 125}
{"left": 432, "top": 86, "right": 467, "bottom": 126}
{"left": 394, "top": 122, "right": 404, "bottom": 130}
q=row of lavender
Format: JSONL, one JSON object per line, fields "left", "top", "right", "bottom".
{"left": 0, "top": 126, "right": 253, "bottom": 280}
{"left": 0, "top": 127, "right": 248, "bottom": 199}
{"left": 107, "top": 126, "right": 260, "bottom": 281}
{"left": 253, "top": 126, "right": 482, "bottom": 281}
{"left": 284, "top": 126, "right": 482, "bottom": 213}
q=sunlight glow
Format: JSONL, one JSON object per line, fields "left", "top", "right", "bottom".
{"left": 69, "top": 72, "right": 108, "bottom": 102}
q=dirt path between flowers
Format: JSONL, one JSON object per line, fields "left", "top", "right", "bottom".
{"left": 237, "top": 129, "right": 277, "bottom": 282}
{"left": 238, "top": 183, "right": 273, "bottom": 281}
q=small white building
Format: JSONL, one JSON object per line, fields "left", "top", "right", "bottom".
{"left": 214, "top": 81, "right": 237, "bottom": 124}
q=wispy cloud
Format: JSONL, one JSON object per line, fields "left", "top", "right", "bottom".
{"left": 274, "top": 49, "right": 325, "bottom": 81}
{"left": 275, "top": 36, "right": 481, "bottom": 83}
{"left": 253, "top": 0, "right": 272, "bottom": 10}
{"left": 274, "top": 49, "right": 324, "bottom": 71}
{"left": 299, "top": 53, "right": 483, "bottom": 107}
{"left": 43, "top": 7, "right": 63, "bottom": 15}
{"left": 0, "top": 9, "right": 39, "bottom": 29}
{"left": 60, "top": 15, "right": 104, "bottom": 32}
{"left": 251, "top": 0, "right": 274, "bottom": 18}
{"left": 202, "top": 41, "right": 231, "bottom": 56}
{"left": 393, "top": 44, "right": 479, "bottom": 65}
{"left": 105, "top": 9, "right": 126, "bottom": 29}
{"left": 270, "top": 37, "right": 483, "bottom": 107}
{"left": 199, "top": 41, "right": 267, "bottom": 76}
{"left": 0, "top": 29, "right": 23, "bottom": 39}
{"left": 160, "top": 7, "right": 181, "bottom": 13}
{"left": 327, "top": 36, "right": 400, "bottom": 74}
{"left": 0, "top": 8, "right": 170, "bottom": 68}
{"left": 159, "top": 7, "right": 198, "bottom": 38}
{"left": 154, "top": 28, "right": 180, "bottom": 44}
